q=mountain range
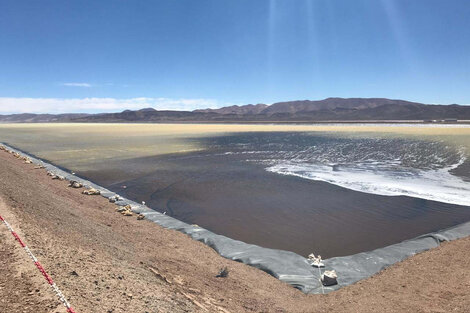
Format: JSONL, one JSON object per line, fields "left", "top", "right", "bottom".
{"left": 1, "top": 98, "right": 469, "bottom": 123}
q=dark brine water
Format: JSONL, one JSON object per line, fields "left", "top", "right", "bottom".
{"left": 80, "top": 132, "right": 470, "bottom": 258}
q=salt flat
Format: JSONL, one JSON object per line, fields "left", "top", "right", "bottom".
{"left": 1, "top": 123, "right": 469, "bottom": 167}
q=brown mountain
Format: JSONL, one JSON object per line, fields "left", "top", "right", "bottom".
{"left": 260, "top": 98, "right": 422, "bottom": 114}
{"left": 0, "top": 98, "right": 468, "bottom": 123}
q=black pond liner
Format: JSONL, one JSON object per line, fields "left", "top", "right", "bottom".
{"left": 3, "top": 142, "right": 470, "bottom": 294}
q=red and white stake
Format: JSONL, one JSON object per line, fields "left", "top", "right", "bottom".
{"left": 0, "top": 215, "right": 77, "bottom": 313}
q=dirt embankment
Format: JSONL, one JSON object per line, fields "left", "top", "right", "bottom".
{"left": 0, "top": 148, "right": 469, "bottom": 313}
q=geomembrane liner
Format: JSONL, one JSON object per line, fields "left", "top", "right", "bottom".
{"left": 2, "top": 142, "right": 470, "bottom": 294}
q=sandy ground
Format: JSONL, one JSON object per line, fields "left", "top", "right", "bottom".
{"left": 0, "top": 205, "right": 68, "bottom": 313}
{"left": 0, "top": 149, "right": 469, "bottom": 312}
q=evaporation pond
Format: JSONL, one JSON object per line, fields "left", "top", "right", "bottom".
{"left": 2, "top": 123, "right": 470, "bottom": 257}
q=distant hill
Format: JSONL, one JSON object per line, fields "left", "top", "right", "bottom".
{"left": 195, "top": 103, "right": 268, "bottom": 115}
{"left": 1, "top": 98, "right": 469, "bottom": 123}
{"left": 0, "top": 113, "right": 89, "bottom": 123}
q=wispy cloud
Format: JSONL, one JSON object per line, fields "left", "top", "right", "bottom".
{"left": 61, "top": 82, "right": 92, "bottom": 87}
{"left": 0, "top": 97, "right": 225, "bottom": 114}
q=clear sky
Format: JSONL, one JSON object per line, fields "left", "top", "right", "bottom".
{"left": 0, "top": 0, "right": 469, "bottom": 113}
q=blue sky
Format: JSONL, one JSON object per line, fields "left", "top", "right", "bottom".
{"left": 0, "top": 0, "right": 469, "bottom": 113}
